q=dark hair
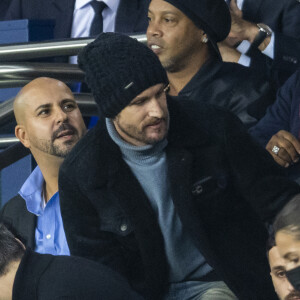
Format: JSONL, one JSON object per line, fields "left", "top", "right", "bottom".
{"left": 266, "top": 233, "right": 276, "bottom": 252}
{"left": 0, "top": 223, "right": 25, "bottom": 276}
{"left": 266, "top": 233, "right": 276, "bottom": 261}
{"left": 273, "top": 194, "right": 300, "bottom": 240}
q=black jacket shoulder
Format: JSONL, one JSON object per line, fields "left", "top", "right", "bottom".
{"left": 0, "top": 194, "right": 36, "bottom": 248}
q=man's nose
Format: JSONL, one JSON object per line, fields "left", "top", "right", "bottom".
{"left": 147, "top": 98, "right": 165, "bottom": 118}
{"left": 55, "top": 108, "right": 68, "bottom": 124}
{"left": 147, "top": 20, "right": 162, "bottom": 38}
{"left": 286, "top": 277, "right": 296, "bottom": 292}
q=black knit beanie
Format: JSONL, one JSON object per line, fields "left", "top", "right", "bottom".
{"left": 164, "top": 0, "right": 231, "bottom": 43}
{"left": 78, "top": 33, "right": 169, "bottom": 118}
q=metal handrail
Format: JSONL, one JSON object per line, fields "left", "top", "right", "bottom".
{"left": 0, "top": 93, "right": 97, "bottom": 128}
{"left": 0, "top": 62, "right": 84, "bottom": 88}
{"left": 0, "top": 142, "right": 30, "bottom": 170}
{"left": 0, "top": 35, "right": 147, "bottom": 61}
{"left": 0, "top": 136, "right": 19, "bottom": 148}
{"left": 0, "top": 34, "right": 147, "bottom": 167}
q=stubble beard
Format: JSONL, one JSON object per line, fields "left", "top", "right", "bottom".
{"left": 285, "top": 290, "right": 300, "bottom": 300}
{"left": 32, "top": 138, "right": 75, "bottom": 158}
{"left": 162, "top": 56, "right": 183, "bottom": 73}
{"left": 115, "top": 117, "right": 168, "bottom": 146}
{"left": 31, "top": 123, "right": 79, "bottom": 158}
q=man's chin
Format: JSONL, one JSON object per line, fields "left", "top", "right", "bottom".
{"left": 51, "top": 144, "right": 74, "bottom": 158}
{"left": 144, "top": 133, "right": 167, "bottom": 145}
{"left": 285, "top": 292, "right": 300, "bottom": 300}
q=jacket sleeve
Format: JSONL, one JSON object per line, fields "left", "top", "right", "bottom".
{"left": 248, "top": 70, "right": 300, "bottom": 146}
{"left": 59, "top": 163, "right": 131, "bottom": 276}
{"left": 224, "top": 110, "right": 300, "bottom": 224}
{"left": 271, "top": 34, "right": 300, "bottom": 86}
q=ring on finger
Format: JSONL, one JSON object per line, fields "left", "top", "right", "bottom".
{"left": 272, "top": 145, "right": 280, "bottom": 155}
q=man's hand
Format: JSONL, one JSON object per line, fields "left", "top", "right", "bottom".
{"left": 217, "top": 41, "right": 241, "bottom": 62}
{"left": 266, "top": 130, "right": 300, "bottom": 167}
{"left": 225, "top": 0, "right": 258, "bottom": 43}
{"left": 229, "top": 0, "right": 242, "bottom": 19}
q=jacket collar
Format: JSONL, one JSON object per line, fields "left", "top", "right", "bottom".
{"left": 13, "top": 250, "right": 53, "bottom": 300}
{"left": 167, "top": 97, "right": 210, "bottom": 148}
{"left": 178, "top": 59, "right": 222, "bottom": 96}
{"left": 86, "top": 98, "right": 210, "bottom": 183}
{"left": 115, "top": 0, "right": 140, "bottom": 33}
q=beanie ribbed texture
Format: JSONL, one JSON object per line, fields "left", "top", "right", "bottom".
{"left": 164, "top": 0, "right": 231, "bottom": 43}
{"left": 78, "top": 33, "right": 168, "bottom": 118}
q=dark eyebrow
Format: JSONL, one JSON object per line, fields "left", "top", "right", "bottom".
{"left": 61, "top": 99, "right": 77, "bottom": 105}
{"left": 148, "top": 9, "right": 178, "bottom": 15}
{"left": 34, "top": 99, "right": 76, "bottom": 112}
{"left": 35, "top": 103, "right": 51, "bottom": 113}
{"left": 283, "top": 252, "right": 298, "bottom": 260}
{"left": 131, "top": 96, "right": 149, "bottom": 104}
{"left": 272, "top": 266, "right": 285, "bottom": 272}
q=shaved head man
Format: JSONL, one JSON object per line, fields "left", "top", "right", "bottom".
{"left": 0, "top": 77, "right": 86, "bottom": 255}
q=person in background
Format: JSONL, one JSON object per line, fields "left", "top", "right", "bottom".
{"left": 249, "top": 70, "right": 300, "bottom": 184}
{"left": 219, "top": 0, "right": 300, "bottom": 87}
{"left": 4, "top": 0, "right": 150, "bottom": 63}
{"left": 0, "top": 223, "right": 143, "bottom": 300}
{"left": 59, "top": 32, "right": 300, "bottom": 300}
{"left": 267, "top": 236, "right": 300, "bottom": 300}
{"left": 146, "top": 0, "right": 276, "bottom": 127}
{"left": 0, "top": 77, "right": 87, "bottom": 254}
{"left": 274, "top": 194, "right": 300, "bottom": 294}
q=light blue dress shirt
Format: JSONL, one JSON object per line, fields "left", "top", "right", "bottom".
{"left": 70, "top": 0, "right": 120, "bottom": 64}
{"left": 19, "top": 166, "right": 70, "bottom": 255}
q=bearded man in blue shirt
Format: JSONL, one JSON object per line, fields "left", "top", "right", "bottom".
{"left": 0, "top": 77, "right": 87, "bottom": 255}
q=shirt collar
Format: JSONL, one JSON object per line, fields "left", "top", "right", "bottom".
{"left": 19, "top": 166, "right": 44, "bottom": 215}
{"left": 105, "top": 118, "right": 168, "bottom": 163}
{"left": 75, "top": 0, "right": 120, "bottom": 12}
{"left": 19, "top": 166, "right": 58, "bottom": 216}
{"left": 236, "top": 0, "right": 244, "bottom": 10}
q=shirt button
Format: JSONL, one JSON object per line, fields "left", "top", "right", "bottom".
{"left": 46, "top": 234, "right": 51, "bottom": 240}
{"left": 120, "top": 224, "right": 128, "bottom": 232}
{"left": 192, "top": 183, "right": 203, "bottom": 195}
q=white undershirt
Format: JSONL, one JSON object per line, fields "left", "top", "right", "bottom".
{"left": 70, "top": 0, "right": 120, "bottom": 63}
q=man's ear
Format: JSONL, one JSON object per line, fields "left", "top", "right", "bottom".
{"left": 15, "top": 125, "right": 30, "bottom": 148}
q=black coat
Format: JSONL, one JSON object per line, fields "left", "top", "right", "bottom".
{"left": 13, "top": 249, "right": 143, "bottom": 300}
{"left": 59, "top": 100, "right": 300, "bottom": 300}
{"left": 172, "top": 59, "right": 276, "bottom": 126}
{"left": 0, "top": 194, "right": 36, "bottom": 249}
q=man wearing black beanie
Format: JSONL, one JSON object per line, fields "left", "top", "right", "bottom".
{"left": 147, "top": 0, "right": 277, "bottom": 127}
{"left": 59, "top": 32, "right": 300, "bottom": 300}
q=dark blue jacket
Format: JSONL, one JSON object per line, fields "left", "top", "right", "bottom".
{"left": 242, "top": 0, "right": 300, "bottom": 86}
{"left": 249, "top": 70, "right": 300, "bottom": 182}
{"left": 249, "top": 70, "right": 300, "bottom": 147}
